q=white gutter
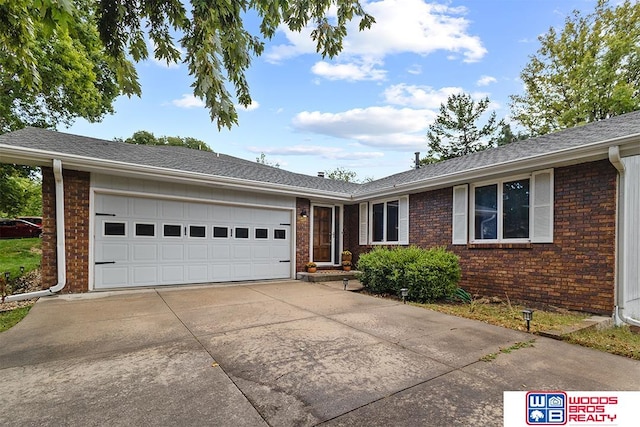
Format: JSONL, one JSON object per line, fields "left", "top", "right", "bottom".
{"left": 0, "top": 145, "right": 355, "bottom": 202}
{"left": 608, "top": 146, "right": 640, "bottom": 327}
{"left": 5, "top": 159, "right": 66, "bottom": 301}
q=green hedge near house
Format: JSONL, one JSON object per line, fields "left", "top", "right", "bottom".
{"left": 356, "top": 246, "right": 461, "bottom": 303}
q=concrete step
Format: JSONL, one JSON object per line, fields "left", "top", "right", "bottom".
{"left": 297, "top": 270, "right": 360, "bottom": 283}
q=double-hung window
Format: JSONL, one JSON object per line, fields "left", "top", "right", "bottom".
{"left": 359, "top": 196, "right": 409, "bottom": 245}
{"left": 452, "top": 169, "right": 554, "bottom": 244}
{"left": 472, "top": 178, "right": 530, "bottom": 241}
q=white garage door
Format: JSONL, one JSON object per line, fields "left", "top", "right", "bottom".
{"left": 94, "top": 194, "right": 292, "bottom": 289}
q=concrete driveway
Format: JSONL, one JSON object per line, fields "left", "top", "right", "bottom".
{"left": 1, "top": 281, "right": 638, "bottom": 426}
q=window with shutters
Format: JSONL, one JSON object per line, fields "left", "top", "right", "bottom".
{"left": 361, "top": 196, "right": 409, "bottom": 245}
{"left": 460, "top": 170, "right": 553, "bottom": 244}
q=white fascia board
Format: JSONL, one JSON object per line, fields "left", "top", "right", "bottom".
{"left": 0, "top": 145, "right": 354, "bottom": 202}
{"left": 353, "top": 133, "right": 640, "bottom": 201}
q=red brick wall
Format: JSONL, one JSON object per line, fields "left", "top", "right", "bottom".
{"left": 345, "top": 160, "right": 618, "bottom": 314}
{"left": 41, "top": 167, "right": 91, "bottom": 293}
{"left": 296, "top": 198, "right": 311, "bottom": 272}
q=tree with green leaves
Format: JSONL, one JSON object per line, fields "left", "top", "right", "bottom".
{"left": 256, "top": 153, "right": 280, "bottom": 168}
{"left": 119, "top": 131, "right": 212, "bottom": 151}
{"left": 325, "top": 167, "right": 358, "bottom": 182}
{"left": 511, "top": 0, "right": 640, "bottom": 136}
{"left": 324, "top": 167, "right": 373, "bottom": 183}
{"left": 495, "top": 123, "right": 529, "bottom": 146}
{"left": 0, "top": 165, "right": 42, "bottom": 218}
{"left": 424, "top": 93, "right": 502, "bottom": 163}
{"left": 0, "top": 2, "right": 120, "bottom": 133}
{"left": 2, "top": 0, "right": 375, "bottom": 131}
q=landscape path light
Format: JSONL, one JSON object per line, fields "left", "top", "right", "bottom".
{"left": 400, "top": 288, "right": 409, "bottom": 304}
{"left": 343, "top": 278, "right": 348, "bottom": 290}
{"left": 522, "top": 309, "right": 534, "bottom": 332}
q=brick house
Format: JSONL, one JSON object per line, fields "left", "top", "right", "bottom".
{"left": 1, "top": 111, "right": 639, "bottom": 324}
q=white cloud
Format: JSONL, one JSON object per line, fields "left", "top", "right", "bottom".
{"left": 476, "top": 75, "right": 497, "bottom": 86}
{"left": 248, "top": 145, "right": 384, "bottom": 161}
{"left": 237, "top": 100, "right": 260, "bottom": 111}
{"left": 407, "top": 64, "right": 423, "bottom": 75}
{"left": 266, "top": 0, "right": 486, "bottom": 65}
{"left": 311, "top": 59, "right": 386, "bottom": 81}
{"left": 383, "top": 84, "right": 462, "bottom": 108}
{"left": 172, "top": 94, "right": 205, "bottom": 109}
{"left": 291, "top": 106, "right": 436, "bottom": 150}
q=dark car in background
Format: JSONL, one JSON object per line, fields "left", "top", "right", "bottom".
{"left": 0, "top": 219, "right": 43, "bottom": 239}
{"left": 18, "top": 216, "right": 43, "bottom": 226}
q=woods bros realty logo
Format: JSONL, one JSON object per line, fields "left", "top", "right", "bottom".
{"left": 526, "top": 392, "right": 619, "bottom": 424}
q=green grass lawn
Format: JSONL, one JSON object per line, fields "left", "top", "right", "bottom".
{"left": 0, "top": 237, "right": 42, "bottom": 279}
{"left": 0, "top": 306, "right": 32, "bottom": 332}
{"left": 415, "top": 299, "right": 640, "bottom": 360}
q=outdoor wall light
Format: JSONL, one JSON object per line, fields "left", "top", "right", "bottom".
{"left": 400, "top": 288, "right": 409, "bottom": 304}
{"left": 522, "top": 309, "right": 534, "bottom": 332}
{"left": 343, "top": 278, "right": 348, "bottom": 290}
{"left": 300, "top": 208, "right": 308, "bottom": 218}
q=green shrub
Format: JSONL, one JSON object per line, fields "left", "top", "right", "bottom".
{"left": 356, "top": 246, "right": 461, "bottom": 303}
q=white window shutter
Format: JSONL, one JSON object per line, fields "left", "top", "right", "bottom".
{"left": 531, "top": 169, "right": 554, "bottom": 243}
{"left": 452, "top": 185, "right": 468, "bottom": 245}
{"left": 398, "top": 196, "right": 409, "bottom": 244}
{"left": 359, "top": 202, "right": 368, "bottom": 245}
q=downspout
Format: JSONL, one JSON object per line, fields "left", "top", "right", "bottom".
{"left": 5, "top": 159, "right": 66, "bottom": 302}
{"left": 608, "top": 146, "right": 640, "bottom": 327}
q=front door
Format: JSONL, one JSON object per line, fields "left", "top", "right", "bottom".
{"left": 313, "top": 206, "right": 333, "bottom": 263}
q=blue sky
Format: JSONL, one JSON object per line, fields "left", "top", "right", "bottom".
{"left": 67, "top": 0, "right": 598, "bottom": 180}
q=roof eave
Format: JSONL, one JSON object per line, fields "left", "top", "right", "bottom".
{"left": 353, "top": 132, "right": 640, "bottom": 201}
{"left": 0, "top": 145, "right": 355, "bottom": 202}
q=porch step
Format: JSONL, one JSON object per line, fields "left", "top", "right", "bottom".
{"left": 297, "top": 270, "right": 360, "bottom": 282}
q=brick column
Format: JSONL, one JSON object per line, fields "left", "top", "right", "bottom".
{"left": 41, "top": 167, "right": 91, "bottom": 293}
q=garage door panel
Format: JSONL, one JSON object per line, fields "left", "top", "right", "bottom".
{"left": 187, "top": 244, "right": 208, "bottom": 260}
{"left": 133, "top": 198, "right": 159, "bottom": 218}
{"left": 162, "top": 201, "right": 184, "bottom": 219}
{"left": 96, "top": 266, "right": 128, "bottom": 287}
{"left": 132, "top": 266, "right": 157, "bottom": 285}
{"left": 94, "top": 194, "right": 293, "bottom": 289}
{"left": 212, "top": 245, "right": 230, "bottom": 260}
{"left": 187, "top": 203, "right": 208, "bottom": 221}
{"left": 271, "top": 246, "right": 290, "bottom": 259}
{"left": 132, "top": 244, "right": 158, "bottom": 261}
{"left": 232, "top": 244, "right": 251, "bottom": 260}
{"left": 186, "top": 265, "right": 208, "bottom": 282}
{"left": 253, "top": 246, "right": 270, "bottom": 259}
{"left": 98, "top": 195, "right": 129, "bottom": 216}
{"left": 162, "top": 245, "right": 184, "bottom": 261}
{"left": 160, "top": 265, "right": 185, "bottom": 284}
{"left": 211, "top": 264, "right": 231, "bottom": 281}
{"left": 100, "top": 243, "right": 129, "bottom": 262}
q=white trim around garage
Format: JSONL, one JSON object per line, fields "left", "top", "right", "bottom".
{"left": 89, "top": 187, "right": 296, "bottom": 290}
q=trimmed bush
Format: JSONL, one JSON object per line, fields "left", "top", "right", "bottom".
{"left": 356, "top": 246, "right": 461, "bottom": 303}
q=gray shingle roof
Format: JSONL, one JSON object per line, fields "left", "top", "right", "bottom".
{"left": 0, "top": 127, "right": 361, "bottom": 194}
{"left": 357, "top": 110, "right": 640, "bottom": 194}
{"left": 1, "top": 110, "right": 639, "bottom": 198}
